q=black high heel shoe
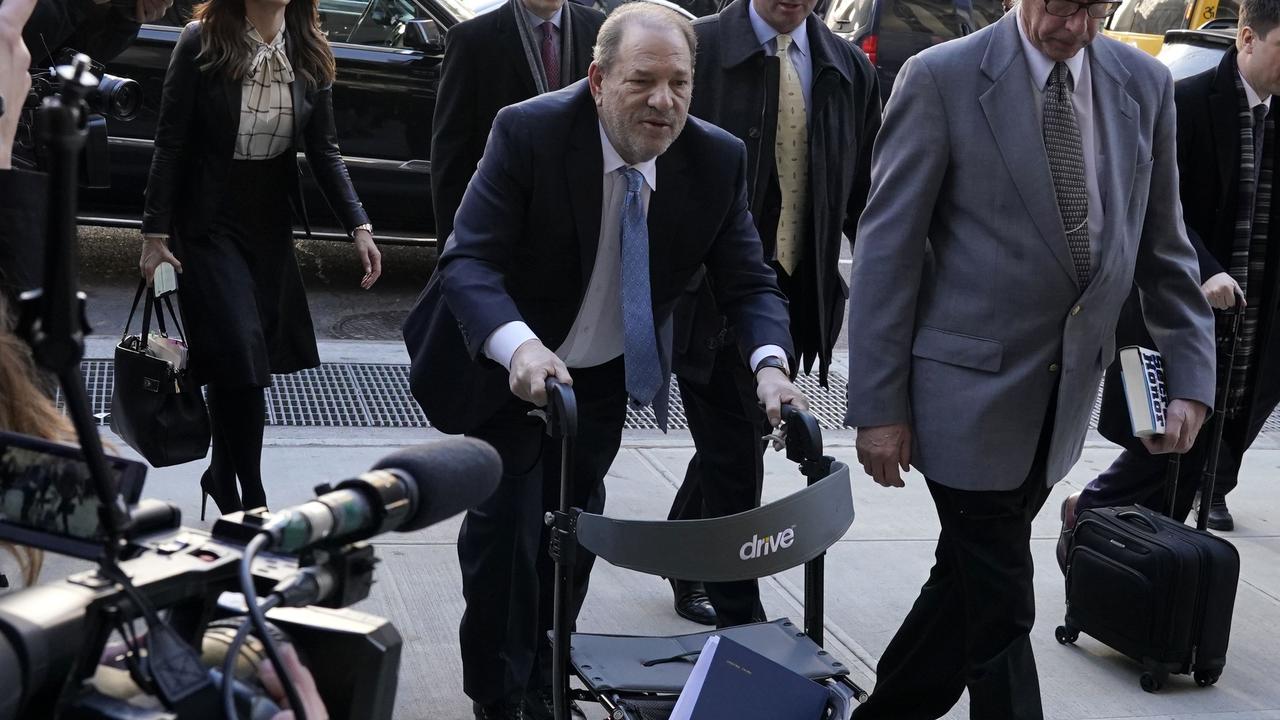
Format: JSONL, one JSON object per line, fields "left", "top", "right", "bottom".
{"left": 200, "top": 469, "right": 243, "bottom": 521}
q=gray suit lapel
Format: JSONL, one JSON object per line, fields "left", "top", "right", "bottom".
{"left": 978, "top": 15, "right": 1078, "bottom": 286}
{"left": 1086, "top": 40, "right": 1138, "bottom": 285}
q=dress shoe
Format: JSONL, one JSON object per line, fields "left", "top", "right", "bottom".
{"left": 1056, "top": 491, "right": 1081, "bottom": 575}
{"left": 473, "top": 701, "right": 523, "bottom": 719}
{"left": 521, "top": 686, "right": 586, "bottom": 719}
{"left": 1206, "top": 494, "right": 1235, "bottom": 531}
{"left": 671, "top": 579, "right": 717, "bottom": 626}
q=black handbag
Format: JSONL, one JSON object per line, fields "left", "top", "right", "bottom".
{"left": 110, "top": 280, "right": 211, "bottom": 467}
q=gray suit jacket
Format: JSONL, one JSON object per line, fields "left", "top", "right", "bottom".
{"left": 844, "top": 12, "right": 1216, "bottom": 491}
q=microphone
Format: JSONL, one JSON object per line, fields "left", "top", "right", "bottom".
{"left": 259, "top": 438, "right": 502, "bottom": 553}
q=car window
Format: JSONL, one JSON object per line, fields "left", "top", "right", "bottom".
{"left": 319, "top": 0, "right": 368, "bottom": 42}
{"left": 883, "top": 0, "right": 959, "bottom": 37}
{"left": 1109, "top": 0, "right": 1191, "bottom": 34}
{"left": 341, "top": 0, "right": 423, "bottom": 45}
{"left": 1210, "top": 0, "right": 1238, "bottom": 23}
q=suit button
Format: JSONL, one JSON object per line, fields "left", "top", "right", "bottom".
{"left": 1070, "top": 305, "right": 1082, "bottom": 316}
{"left": 1049, "top": 363, "right": 1060, "bottom": 373}
{"left": 748, "top": 127, "right": 760, "bottom": 138}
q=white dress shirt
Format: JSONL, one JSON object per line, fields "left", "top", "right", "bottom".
{"left": 1239, "top": 69, "right": 1272, "bottom": 112}
{"left": 482, "top": 127, "right": 787, "bottom": 374}
{"left": 234, "top": 25, "right": 295, "bottom": 161}
{"left": 748, "top": 1, "right": 813, "bottom": 111}
{"left": 522, "top": 3, "right": 562, "bottom": 29}
{"left": 1016, "top": 6, "right": 1102, "bottom": 258}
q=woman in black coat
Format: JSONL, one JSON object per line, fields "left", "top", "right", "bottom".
{"left": 138, "top": 0, "right": 381, "bottom": 518}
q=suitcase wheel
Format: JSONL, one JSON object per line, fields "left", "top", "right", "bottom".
{"left": 1054, "top": 625, "right": 1079, "bottom": 645}
{"left": 1140, "top": 671, "right": 1166, "bottom": 693}
{"left": 1194, "top": 670, "right": 1221, "bottom": 687}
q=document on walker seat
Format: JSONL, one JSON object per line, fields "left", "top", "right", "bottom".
{"left": 669, "top": 635, "right": 830, "bottom": 720}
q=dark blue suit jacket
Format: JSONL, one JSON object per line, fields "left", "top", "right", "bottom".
{"left": 404, "top": 80, "right": 793, "bottom": 434}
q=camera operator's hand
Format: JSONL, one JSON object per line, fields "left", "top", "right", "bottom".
{"left": 139, "top": 234, "right": 182, "bottom": 284}
{"left": 260, "top": 643, "right": 329, "bottom": 720}
{"left": 0, "top": 0, "right": 37, "bottom": 170}
{"left": 133, "top": 0, "right": 173, "bottom": 24}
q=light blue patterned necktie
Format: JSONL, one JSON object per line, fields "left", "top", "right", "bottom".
{"left": 619, "top": 167, "right": 662, "bottom": 408}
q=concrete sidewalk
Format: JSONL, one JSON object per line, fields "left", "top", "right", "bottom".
{"left": 38, "top": 342, "right": 1279, "bottom": 719}
{"left": 45, "top": 424, "right": 1274, "bottom": 720}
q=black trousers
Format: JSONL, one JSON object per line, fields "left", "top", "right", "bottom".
{"left": 853, "top": 418, "right": 1056, "bottom": 720}
{"left": 1079, "top": 414, "right": 1245, "bottom": 523}
{"left": 668, "top": 342, "right": 768, "bottom": 627}
{"left": 458, "top": 360, "right": 626, "bottom": 706}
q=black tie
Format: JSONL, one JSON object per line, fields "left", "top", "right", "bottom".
{"left": 1043, "top": 62, "right": 1091, "bottom": 288}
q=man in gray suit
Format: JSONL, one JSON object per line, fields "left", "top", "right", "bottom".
{"left": 844, "top": 1, "right": 1218, "bottom": 717}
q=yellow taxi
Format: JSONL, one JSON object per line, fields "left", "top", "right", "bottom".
{"left": 1104, "top": 0, "right": 1238, "bottom": 55}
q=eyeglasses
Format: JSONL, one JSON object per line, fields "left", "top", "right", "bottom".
{"left": 1043, "top": 0, "right": 1122, "bottom": 18}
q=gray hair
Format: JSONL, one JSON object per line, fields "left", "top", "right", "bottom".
{"left": 592, "top": 1, "right": 698, "bottom": 74}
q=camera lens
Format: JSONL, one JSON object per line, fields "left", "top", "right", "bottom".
{"left": 95, "top": 75, "right": 141, "bottom": 121}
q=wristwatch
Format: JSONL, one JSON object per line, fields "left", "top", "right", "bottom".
{"left": 352, "top": 223, "right": 373, "bottom": 238}
{"left": 754, "top": 355, "right": 787, "bottom": 376}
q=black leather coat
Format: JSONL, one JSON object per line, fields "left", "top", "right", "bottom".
{"left": 141, "top": 21, "right": 369, "bottom": 240}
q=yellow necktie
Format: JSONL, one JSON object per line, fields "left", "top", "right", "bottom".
{"left": 774, "top": 33, "right": 808, "bottom": 276}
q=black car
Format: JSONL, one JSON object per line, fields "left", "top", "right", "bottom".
{"left": 824, "top": 0, "right": 1004, "bottom": 99}
{"left": 78, "top": 0, "right": 484, "bottom": 244}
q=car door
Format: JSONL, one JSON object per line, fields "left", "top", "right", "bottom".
{"left": 78, "top": 22, "right": 185, "bottom": 226}
{"left": 311, "top": 0, "right": 456, "bottom": 242}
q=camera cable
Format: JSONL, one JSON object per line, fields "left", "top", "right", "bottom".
{"left": 238, "top": 533, "right": 307, "bottom": 720}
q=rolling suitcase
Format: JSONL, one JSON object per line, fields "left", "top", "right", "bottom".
{"left": 1056, "top": 309, "right": 1242, "bottom": 692}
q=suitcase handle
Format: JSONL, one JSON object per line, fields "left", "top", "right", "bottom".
{"left": 1117, "top": 509, "right": 1161, "bottom": 534}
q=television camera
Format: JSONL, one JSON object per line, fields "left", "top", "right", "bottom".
{"left": 0, "top": 52, "right": 501, "bottom": 720}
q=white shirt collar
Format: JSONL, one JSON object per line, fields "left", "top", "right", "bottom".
{"left": 522, "top": 2, "right": 563, "bottom": 29}
{"left": 598, "top": 122, "right": 658, "bottom": 191}
{"left": 246, "top": 23, "right": 287, "bottom": 49}
{"left": 748, "top": 0, "right": 810, "bottom": 59}
{"left": 1238, "top": 67, "right": 1272, "bottom": 110}
{"left": 1015, "top": 4, "right": 1084, "bottom": 94}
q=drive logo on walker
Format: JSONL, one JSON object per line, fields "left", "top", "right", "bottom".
{"left": 739, "top": 526, "right": 796, "bottom": 560}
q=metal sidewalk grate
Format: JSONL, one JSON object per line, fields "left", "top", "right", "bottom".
{"left": 69, "top": 359, "right": 858, "bottom": 431}
{"left": 69, "top": 359, "right": 1280, "bottom": 433}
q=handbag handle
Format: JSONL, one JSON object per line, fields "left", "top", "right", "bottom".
{"left": 121, "top": 279, "right": 146, "bottom": 345}
{"left": 121, "top": 279, "right": 190, "bottom": 351}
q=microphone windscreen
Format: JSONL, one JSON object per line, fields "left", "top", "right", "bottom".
{"left": 369, "top": 438, "right": 503, "bottom": 532}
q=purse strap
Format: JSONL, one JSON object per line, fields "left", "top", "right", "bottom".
{"left": 122, "top": 279, "right": 191, "bottom": 350}
{"left": 122, "top": 279, "right": 147, "bottom": 345}
{"left": 159, "top": 293, "right": 189, "bottom": 343}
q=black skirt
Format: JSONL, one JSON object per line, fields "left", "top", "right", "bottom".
{"left": 175, "top": 154, "right": 319, "bottom": 388}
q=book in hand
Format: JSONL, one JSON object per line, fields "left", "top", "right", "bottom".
{"left": 668, "top": 635, "right": 830, "bottom": 720}
{"left": 1118, "top": 345, "right": 1169, "bottom": 437}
